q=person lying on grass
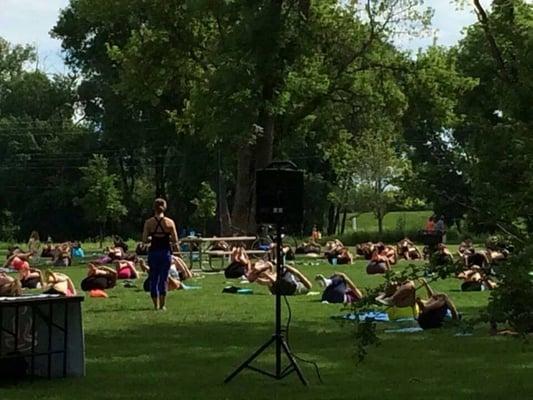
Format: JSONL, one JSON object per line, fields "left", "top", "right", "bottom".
{"left": 325, "top": 240, "right": 353, "bottom": 265}
{"left": 315, "top": 272, "right": 364, "bottom": 304}
{"left": 247, "top": 260, "right": 312, "bottom": 295}
{"left": 416, "top": 278, "right": 459, "bottom": 330}
{"left": 81, "top": 264, "right": 118, "bottom": 292}
{"left": 463, "top": 249, "right": 491, "bottom": 271}
{"left": 457, "top": 239, "right": 474, "bottom": 258}
{"left": 366, "top": 243, "right": 392, "bottom": 275}
{"left": 114, "top": 259, "right": 141, "bottom": 280}
{"left": 139, "top": 258, "right": 183, "bottom": 292}
{"left": 396, "top": 238, "right": 422, "bottom": 261}
{"left": 52, "top": 243, "right": 72, "bottom": 267}
{"left": 0, "top": 272, "right": 22, "bottom": 296}
{"left": 224, "top": 246, "right": 251, "bottom": 279}
{"left": 375, "top": 279, "right": 417, "bottom": 308}
{"left": 19, "top": 267, "right": 43, "bottom": 289}
{"left": 431, "top": 243, "right": 454, "bottom": 266}
{"left": 356, "top": 242, "right": 375, "bottom": 260}
{"left": 295, "top": 241, "right": 321, "bottom": 256}
{"left": 457, "top": 266, "right": 497, "bottom": 291}
{"left": 3, "top": 251, "right": 33, "bottom": 271}
{"left": 43, "top": 270, "right": 77, "bottom": 297}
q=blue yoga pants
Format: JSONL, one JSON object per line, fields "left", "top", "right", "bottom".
{"left": 147, "top": 250, "right": 172, "bottom": 297}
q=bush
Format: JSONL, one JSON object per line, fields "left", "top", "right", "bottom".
{"left": 321, "top": 229, "right": 487, "bottom": 246}
{"left": 0, "top": 209, "right": 19, "bottom": 242}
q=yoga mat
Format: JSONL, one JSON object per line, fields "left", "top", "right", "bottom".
{"left": 181, "top": 284, "right": 201, "bottom": 290}
{"left": 384, "top": 327, "right": 423, "bottom": 334}
{"left": 331, "top": 311, "right": 390, "bottom": 322}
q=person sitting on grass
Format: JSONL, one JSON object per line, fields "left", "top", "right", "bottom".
{"left": 247, "top": 261, "right": 312, "bottom": 295}
{"left": 41, "top": 241, "right": 54, "bottom": 258}
{"left": 385, "top": 245, "right": 398, "bottom": 265}
{"left": 170, "top": 255, "right": 193, "bottom": 281}
{"left": 113, "top": 236, "right": 129, "bottom": 253}
{"left": 135, "top": 242, "right": 149, "bottom": 256}
{"left": 52, "top": 243, "right": 72, "bottom": 267}
{"left": 3, "top": 251, "right": 32, "bottom": 271}
{"left": 375, "top": 279, "right": 417, "bottom": 308}
{"left": 356, "top": 242, "right": 375, "bottom": 260}
{"left": 114, "top": 259, "right": 141, "bottom": 280}
{"left": 71, "top": 241, "right": 85, "bottom": 258}
{"left": 139, "top": 258, "right": 183, "bottom": 292}
{"left": 464, "top": 249, "right": 491, "bottom": 271}
{"left": 458, "top": 239, "right": 474, "bottom": 258}
{"left": 432, "top": 243, "right": 454, "bottom": 266}
{"left": 396, "top": 238, "right": 422, "bottom": 261}
{"left": 457, "top": 266, "right": 497, "bottom": 291}
{"left": 27, "top": 230, "right": 41, "bottom": 257}
{"left": 325, "top": 240, "right": 353, "bottom": 265}
{"left": 80, "top": 264, "right": 118, "bottom": 292}
{"left": 224, "top": 246, "right": 251, "bottom": 279}
{"left": 315, "top": 272, "right": 363, "bottom": 304}
{"left": 19, "top": 267, "right": 43, "bottom": 289}
{"left": 415, "top": 278, "right": 459, "bottom": 330}
{"left": 0, "top": 273, "right": 22, "bottom": 296}
{"left": 43, "top": 270, "right": 77, "bottom": 297}
{"left": 295, "top": 241, "right": 321, "bottom": 256}
{"left": 366, "top": 243, "right": 392, "bottom": 275}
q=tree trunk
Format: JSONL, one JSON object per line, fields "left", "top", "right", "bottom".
{"left": 377, "top": 210, "right": 383, "bottom": 237}
{"left": 99, "top": 223, "right": 104, "bottom": 249}
{"left": 154, "top": 153, "right": 166, "bottom": 198}
{"left": 341, "top": 208, "right": 347, "bottom": 234}
{"left": 231, "top": 145, "right": 254, "bottom": 233}
{"left": 327, "top": 203, "right": 336, "bottom": 235}
{"left": 333, "top": 206, "right": 340, "bottom": 235}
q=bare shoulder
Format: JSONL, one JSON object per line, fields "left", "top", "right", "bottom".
{"left": 164, "top": 217, "right": 176, "bottom": 227}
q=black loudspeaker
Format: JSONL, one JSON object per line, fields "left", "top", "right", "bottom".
{"left": 256, "top": 161, "right": 304, "bottom": 226}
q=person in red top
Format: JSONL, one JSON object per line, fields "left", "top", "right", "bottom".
{"left": 3, "top": 251, "right": 32, "bottom": 271}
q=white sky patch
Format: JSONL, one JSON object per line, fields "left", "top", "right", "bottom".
{"left": 0, "top": 0, "right": 69, "bottom": 74}
{"left": 0, "top": 0, "right": 524, "bottom": 72}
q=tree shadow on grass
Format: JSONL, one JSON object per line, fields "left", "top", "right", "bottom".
{"left": 3, "top": 314, "right": 533, "bottom": 400}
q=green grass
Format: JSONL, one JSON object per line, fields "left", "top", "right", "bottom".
{"left": 2, "top": 243, "right": 532, "bottom": 399}
{"left": 346, "top": 210, "right": 432, "bottom": 232}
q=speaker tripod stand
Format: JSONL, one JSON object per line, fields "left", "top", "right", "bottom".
{"left": 224, "top": 223, "right": 308, "bottom": 385}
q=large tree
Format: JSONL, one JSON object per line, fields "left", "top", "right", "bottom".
{"left": 103, "top": 0, "right": 431, "bottom": 232}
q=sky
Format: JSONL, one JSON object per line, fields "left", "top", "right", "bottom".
{"left": 0, "top": 0, "right": 488, "bottom": 75}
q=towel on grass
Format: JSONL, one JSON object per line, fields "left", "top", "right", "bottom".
{"left": 384, "top": 327, "right": 423, "bottom": 334}
{"left": 331, "top": 311, "right": 390, "bottom": 322}
{"left": 222, "top": 286, "right": 253, "bottom": 295}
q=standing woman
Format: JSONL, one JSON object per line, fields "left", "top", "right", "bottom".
{"left": 142, "top": 198, "right": 179, "bottom": 311}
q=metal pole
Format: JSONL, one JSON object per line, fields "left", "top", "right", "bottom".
{"left": 275, "top": 223, "right": 282, "bottom": 377}
{"left": 217, "top": 140, "right": 223, "bottom": 236}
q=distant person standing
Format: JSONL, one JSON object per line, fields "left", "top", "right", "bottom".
{"left": 142, "top": 198, "right": 179, "bottom": 311}
{"left": 311, "top": 224, "right": 321, "bottom": 242}
{"left": 425, "top": 216, "right": 435, "bottom": 232}
{"left": 435, "top": 215, "right": 446, "bottom": 243}
{"left": 27, "top": 230, "right": 41, "bottom": 257}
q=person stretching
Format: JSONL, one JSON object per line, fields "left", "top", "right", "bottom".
{"left": 142, "top": 198, "right": 179, "bottom": 311}
{"left": 315, "top": 272, "right": 363, "bottom": 304}
{"left": 366, "top": 243, "right": 391, "bottom": 274}
{"left": 81, "top": 264, "right": 118, "bottom": 292}
{"left": 114, "top": 259, "right": 140, "bottom": 280}
{"left": 416, "top": 279, "right": 459, "bottom": 329}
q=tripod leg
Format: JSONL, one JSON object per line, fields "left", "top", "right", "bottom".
{"left": 224, "top": 335, "right": 276, "bottom": 383}
{"left": 280, "top": 338, "right": 309, "bottom": 386}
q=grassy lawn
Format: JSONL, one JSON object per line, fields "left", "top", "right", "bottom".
{"left": 346, "top": 211, "right": 432, "bottom": 232}
{"left": 1, "top": 243, "right": 532, "bottom": 399}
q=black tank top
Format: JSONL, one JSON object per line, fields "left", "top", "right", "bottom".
{"left": 150, "top": 217, "right": 171, "bottom": 251}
